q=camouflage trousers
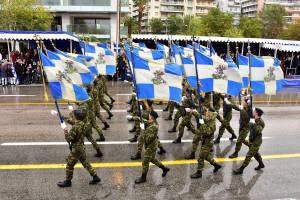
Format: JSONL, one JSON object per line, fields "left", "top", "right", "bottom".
{"left": 191, "top": 129, "right": 202, "bottom": 154}
{"left": 168, "top": 102, "right": 176, "bottom": 118}
{"left": 142, "top": 142, "right": 164, "bottom": 175}
{"left": 217, "top": 118, "right": 235, "bottom": 138}
{"left": 99, "top": 99, "right": 112, "bottom": 116}
{"left": 241, "top": 143, "right": 262, "bottom": 168}
{"left": 66, "top": 148, "right": 97, "bottom": 180}
{"left": 87, "top": 115, "right": 104, "bottom": 138}
{"left": 85, "top": 124, "right": 101, "bottom": 152}
{"left": 171, "top": 109, "right": 184, "bottom": 130}
{"left": 234, "top": 127, "right": 250, "bottom": 153}
{"left": 197, "top": 143, "right": 217, "bottom": 172}
{"left": 105, "top": 91, "right": 114, "bottom": 103}
{"left": 136, "top": 134, "right": 163, "bottom": 154}
{"left": 95, "top": 107, "right": 107, "bottom": 124}
{"left": 178, "top": 115, "right": 196, "bottom": 138}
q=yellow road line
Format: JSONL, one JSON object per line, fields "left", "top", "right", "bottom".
{"left": 0, "top": 153, "right": 300, "bottom": 170}
{"left": 0, "top": 100, "right": 300, "bottom": 106}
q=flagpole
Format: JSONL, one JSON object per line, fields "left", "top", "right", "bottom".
{"left": 208, "top": 39, "right": 214, "bottom": 109}
{"left": 192, "top": 36, "right": 203, "bottom": 119}
{"left": 235, "top": 43, "right": 242, "bottom": 106}
{"left": 247, "top": 41, "right": 253, "bottom": 115}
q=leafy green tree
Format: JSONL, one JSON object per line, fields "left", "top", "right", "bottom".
{"left": 132, "top": 0, "right": 148, "bottom": 33}
{"left": 201, "top": 8, "right": 233, "bottom": 36}
{"left": 239, "top": 16, "right": 263, "bottom": 38}
{"left": 0, "top": 0, "right": 53, "bottom": 30}
{"left": 149, "top": 18, "right": 164, "bottom": 34}
{"left": 224, "top": 27, "right": 243, "bottom": 37}
{"left": 122, "top": 16, "right": 137, "bottom": 37}
{"left": 166, "top": 14, "right": 184, "bottom": 34}
{"left": 182, "top": 16, "right": 204, "bottom": 35}
{"left": 259, "top": 5, "right": 287, "bottom": 38}
{"left": 282, "top": 20, "right": 300, "bottom": 40}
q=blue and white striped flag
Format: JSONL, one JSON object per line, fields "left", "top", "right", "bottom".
{"left": 178, "top": 46, "right": 197, "bottom": 88}
{"left": 170, "top": 43, "right": 182, "bottom": 65}
{"left": 39, "top": 50, "right": 89, "bottom": 101}
{"left": 238, "top": 54, "right": 249, "bottom": 88}
{"left": 156, "top": 42, "right": 170, "bottom": 59}
{"left": 195, "top": 50, "right": 242, "bottom": 96}
{"left": 47, "top": 50, "right": 94, "bottom": 85}
{"left": 132, "top": 51, "right": 184, "bottom": 103}
{"left": 85, "top": 43, "right": 116, "bottom": 75}
{"left": 250, "top": 55, "right": 284, "bottom": 95}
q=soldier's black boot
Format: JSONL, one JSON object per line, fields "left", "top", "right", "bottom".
{"left": 89, "top": 175, "right": 101, "bottom": 185}
{"left": 254, "top": 158, "right": 265, "bottom": 170}
{"left": 135, "top": 173, "right": 147, "bottom": 184}
{"left": 129, "top": 127, "right": 136, "bottom": 133}
{"left": 96, "top": 135, "right": 105, "bottom": 142}
{"left": 229, "top": 133, "right": 237, "bottom": 140}
{"left": 185, "top": 152, "right": 195, "bottom": 159}
{"left": 127, "top": 108, "right": 132, "bottom": 113}
{"left": 109, "top": 104, "right": 113, "bottom": 110}
{"left": 165, "top": 115, "right": 172, "bottom": 120}
{"left": 131, "top": 152, "right": 141, "bottom": 160}
{"left": 213, "top": 163, "right": 222, "bottom": 173}
{"left": 129, "top": 135, "right": 138, "bottom": 143}
{"left": 111, "top": 98, "right": 115, "bottom": 104}
{"left": 157, "top": 147, "right": 166, "bottom": 155}
{"left": 229, "top": 151, "right": 238, "bottom": 158}
{"left": 190, "top": 171, "right": 202, "bottom": 179}
{"left": 168, "top": 127, "right": 176, "bottom": 133}
{"left": 95, "top": 149, "right": 103, "bottom": 157}
{"left": 233, "top": 166, "right": 245, "bottom": 175}
{"left": 102, "top": 122, "right": 110, "bottom": 130}
{"left": 172, "top": 137, "right": 181, "bottom": 144}
{"left": 163, "top": 106, "right": 169, "bottom": 112}
{"left": 107, "top": 113, "right": 114, "bottom": 119}
{"left": 214, "top": 137, "right": 221, "bottom": 144}
{"left": 161, "top": 166, "right": 170, "bottom": 177}
{"left": 57, "top": 180, "right": 72, "bottom": 187}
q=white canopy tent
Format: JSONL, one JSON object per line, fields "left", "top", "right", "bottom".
{"left": 262, "top": 43, "right": 300, "bottom": 52}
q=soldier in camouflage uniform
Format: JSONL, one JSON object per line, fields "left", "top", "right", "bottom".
{"left": 213, "top": 92, "right": 222, "bottom": 112}
{"left": 233, "top": 108, "right": 265, "bottom": 174}
{"left": 95, "top": 77, "right": 113, "bottom": 119}
{"left": 57, "top": 110, "right": 101, "bottom": 187}
{"left": 214, "top": 95, "right": 237, "bottom": 144}
{"left": 99, "top": 75, "right": 115, "bottom": 105}
{"left": 135, "top": 110, "right": 170, "bottom": 184}
{"left": 190, "top": 108, "right": 222, "bottom": 179}
{"left": 229, "top": 97, "right": 251, "bottom": 158}
{"left": 164, "top": 101, "right": 178, "bottom": 120}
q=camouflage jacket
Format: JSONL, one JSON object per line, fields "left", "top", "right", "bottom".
{"left": 65, "top": 121, "right": 86, "bottom": 151}
{"left": 249, "top": 118, "right": 265, "bottom": 145}
{"left": 232, "top": 104, "right": 251, "bottom": 129}
{"left": 143, "top": 121, "right": 159, "bottom": 148}
{"left": 200, "top": 115, "right": 217, "bottom": 146}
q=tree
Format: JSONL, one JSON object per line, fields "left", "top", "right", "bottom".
{"left": 122, "top": 16, "right": 137, "bottom": 37}
{"left": 0, "top": 0, "right": 53, "bottom": 31}
{"left": 132, "top": 0, "right": 148, "bottom": 33}
{"left": 201, "top": 8, "right": 234, "bottom": 36}
{"left": 259, "top": 5, "right": 286, "bottom": 38}
{"left": 282, "top": 20, "right": 300, "bottom": 40}
{"left": 224, "top": 27, "right": 243, "bottom": 37}
{"left": 166, "top": 14, "right": 184, "bottom": 34}
{"left": 239, "top": 16, "right": 263, "bottom": 38}
{"left": 181, "top": 16, "right": 204, "bottom": 35}
{"left": 150, "top": 18, "right": 164, "bottom": 34}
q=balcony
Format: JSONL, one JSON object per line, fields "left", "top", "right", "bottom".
{"left": 160, "top": 0, "right": 184, "bottom": 5}
{"left": 38, "top": 0, "right": 111, "bottom": 6}
{"left": 67, "top": 24, "right": 110, "bottom": 35}
{"left": 161, "top": 6, "right": 184, "bottom": 12}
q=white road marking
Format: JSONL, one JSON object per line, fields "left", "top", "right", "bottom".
{"left": 107, "top": 109, "right": 163, "bottom": 113}
{"left": 1, "top": 137, "right": 271, "bottom": 146}
{"left": 0, "top": 95, "right": 36, "bottom": 97}
{"left": 116, "top": 93, "right": 131, "bottom": 96}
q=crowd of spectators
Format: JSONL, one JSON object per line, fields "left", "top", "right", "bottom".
{"left": 0, "top": 48, "right": 42, "bottom": 86}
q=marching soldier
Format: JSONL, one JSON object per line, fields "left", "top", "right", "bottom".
{"left": 190, "top": 108, "right": 222, "bottom": 178}
{"left": 233, "top": 108, "right": 265, "bottom": 174}
{"left": 135, "top": 110, "right": 170, "bottom": 184}
{"left": 57, "top": 110, "right": 101, "bottom": 187}
{"left": 214, "top": 95, "right": 237, "bottom": 144}
{"left": 99, "top": 75, "right": 115, "bottom": 105}
{"left": 95, "top": 77, "right": 114, "bottom": 119}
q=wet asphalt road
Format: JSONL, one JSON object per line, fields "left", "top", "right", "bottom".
{"left": 0, "top": 82, "right": 300, "bottom": 200}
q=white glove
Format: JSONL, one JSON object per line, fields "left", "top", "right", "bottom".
{"left": 126, "top": 115, "right": 133, "bottom": 120}
{"left": 239, "top": 105, "right": 243, "bottom": 110}
{"left": 60, "top": 122, "right": 67, "bottom": 129}
{"left": 250, "top": 118, "right": 255, "bottom": 124}
{"left": 185, "top": 108, "right": 192, "bottom": 112}
{"left": 181, "top": 96, "right": 187, "bottom": 101}
{"left": 50, "top": 110, "right": 58, "bottom": 116}
{"left": 140, "top": 123, "right": 145, "bottom": 130}
{"left": 224, "top": 98, "right": 231, "bottom": 105}
{"left": 68, "top": 105, "right": 74, "bottom": 111}
{"left": 247, "top": 99, "right": 251, "bottom": 105}
{"left": 132, "top": 92, "right": 136, "bottom": 96}
{"left": 199, "top": 118, "right": 204, "bottom": 124}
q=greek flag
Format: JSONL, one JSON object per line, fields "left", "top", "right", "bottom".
{"left": 195, "top": 50, "right": 242, "bottom": 96}
{"left": 85, "top": 43, "right": 116, "bottom": 75}
{"left": 250, "top": 55, "right": 284, "bottom": 95}
{"left": 39, "top": 50, "right": 89, "bottom": 101}
{"left": 238, "top": 54, "right": 250, "bottom": 88}
{"left": 156, "top": 42, "right": 170, "bottom": 59}
{"left": 132, "top": 51, "right": 184, "bottom": 103}
{"left": 46, "top": 50, "right": 94, "bottom": 85}
{"left": 179, "top": 46, "right": 197, "bottom": 88}
{"left": 170, "top": 43, "right": 182, "bottom": 65}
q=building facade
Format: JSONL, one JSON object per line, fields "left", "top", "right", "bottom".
{"left": 218, "top": 0, "right": 242, "bottom": 25}
{"left": 39, "top": 0, "right": 129, "bottom": 42}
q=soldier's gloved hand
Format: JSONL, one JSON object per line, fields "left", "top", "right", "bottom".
{"left": 181, "top": 96, "right": 187, "bottom": 101}
{"left": 60, "top": 121, "right": 67, "bottom": 130}
{"left": 247, "top": 99, "right": 251, "bottom": 105}
{"left": 68, "top": 105, "right": 74, "bottom": 111}
{"left": 239, "top": 105, "right": 243, "bottom": 110}
{"left": 199, "top": 118, "right": 204, "bottom": 124}
{"left": 250, "top": 118, "right": 255, "bottom": 124}
{"left": 126, "top": 115, "right": 133, "bottom": 120}
{"left": 140, "top": 123, "right": 145, "bottom": 130}
{"left": 132, "top": 92, "right": 136, "bottom": 96}
{"left": 50, "top": 110, "right": 58, "bottom": 116}
{"left": 224, "top": 98, "right": 231, "bottom": 105}
{"left": 185, "top": 108, "right": 192, "bottom": 112}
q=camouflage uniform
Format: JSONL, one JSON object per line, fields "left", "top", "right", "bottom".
{"left": 213, "top": 93, "right": 222, "bottom": 112}
{"left": 240, "top": 118, "right": 265, "bottom": 168}
{"left": 65, "top": 121, "right": 97, "bottom": 180}
{"left": 100, "top": 76, "right": 115, "bottom": 104}
{"left": 96, "top": 78, "right": 113, "bottom": 118}
{"left": 170, "top": 97, "right": 193, "bottom": 131}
